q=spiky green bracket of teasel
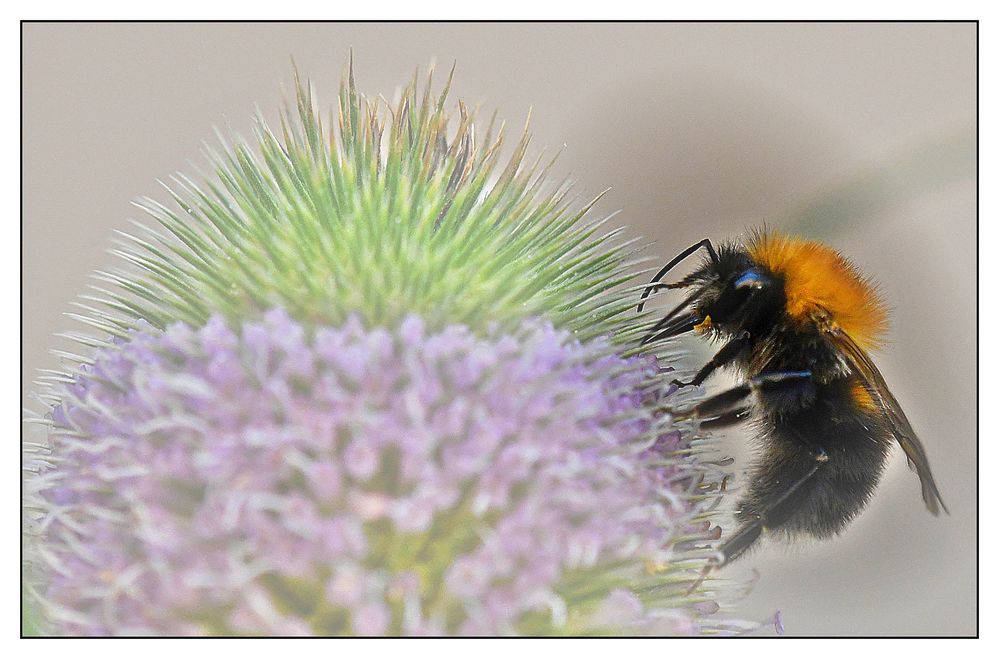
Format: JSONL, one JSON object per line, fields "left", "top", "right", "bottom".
{"left": 72, "top": 62, "right": 657, "bottom": 351}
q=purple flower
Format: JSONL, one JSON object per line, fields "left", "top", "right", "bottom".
{"left": 26, "top": 311, "right": 731, "bottom": 636}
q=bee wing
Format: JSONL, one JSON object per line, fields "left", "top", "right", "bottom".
{"left": 824, "top": 324, "right": 949, "bottom": 516}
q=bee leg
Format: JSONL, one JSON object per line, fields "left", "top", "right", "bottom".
{"left": 715, "top": 522, "right": 764, "bottom": 566}
{"left": 718, "top": 447, "right": 830, "bottom": 565}
{"left": 698, "top": 406, "right": 752, "bottom": 431}
{"left": 672, "top": 370, "right": 813, "bottom": 422}
{"left": 672, "top": 331, "right": 751, "bottom": 388}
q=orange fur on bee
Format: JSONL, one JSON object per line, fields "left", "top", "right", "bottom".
{"left": 747, "top": 230, "right": 888, "bottom": 350}
{"left": 850, "top": 378, "right": 879, "bottom": 411}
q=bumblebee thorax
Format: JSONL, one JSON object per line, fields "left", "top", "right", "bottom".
{"left": 746, "top": 230, "right": 888, "bottom": 351}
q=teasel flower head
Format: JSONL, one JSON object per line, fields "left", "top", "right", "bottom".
{"left": 23, "top": 59, "right": 772, "bottom": 636}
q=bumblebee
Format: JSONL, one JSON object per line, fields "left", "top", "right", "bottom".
{"left": 638, "top": 228, "right": 947, "bottom": 565}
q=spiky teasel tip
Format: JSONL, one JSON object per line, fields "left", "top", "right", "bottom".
{"left": 70, "top": 57, "right": 657, "bottom": 348}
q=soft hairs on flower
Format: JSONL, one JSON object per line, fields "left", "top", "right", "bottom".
{"left": 28, "top": 310, "right": 729, "bottom": 636}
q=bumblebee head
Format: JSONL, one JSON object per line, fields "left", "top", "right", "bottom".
{"left": 639, "top": 238, "right": 785, "bottom": 345}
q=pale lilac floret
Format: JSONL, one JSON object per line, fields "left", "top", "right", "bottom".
{"left": 30, "top": 311, "right": 722, "bottom": 636}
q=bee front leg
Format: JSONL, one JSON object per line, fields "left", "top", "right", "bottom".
{"left": 672, "top": 331, "right": 750, "bottom": 389}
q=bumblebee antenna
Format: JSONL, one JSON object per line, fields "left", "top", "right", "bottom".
{"left": 637, "top": 239, "right": 718, "bottom": 312}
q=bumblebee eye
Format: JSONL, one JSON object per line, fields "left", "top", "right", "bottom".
{"left": 734, "top": 269, "right": 766, "bottom": 290}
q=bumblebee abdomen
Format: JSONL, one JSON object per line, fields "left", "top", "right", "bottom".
{"left": 742, "top": 381, "right": 893, "bottom": 538}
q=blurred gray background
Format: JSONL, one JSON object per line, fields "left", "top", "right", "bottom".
{"left": 22, "top": 22, "right": 976, "bottom": 636}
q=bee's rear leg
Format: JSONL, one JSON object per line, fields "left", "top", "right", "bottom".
{"left": 715, "top": 520, "right": 765, "bottom": 566}
{"left": 718, "top": 446, "right": 830, "bottom": 566}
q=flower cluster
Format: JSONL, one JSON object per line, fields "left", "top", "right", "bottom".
{"left": 28, "top": 310, "right": 728, "bottom": 635}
